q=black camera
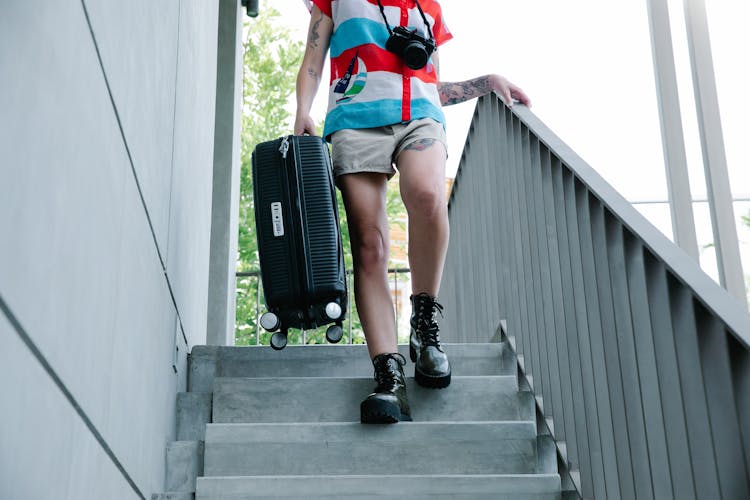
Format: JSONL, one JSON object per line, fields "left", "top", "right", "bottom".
{"left": 385, "top": 26, "right": 436, "bottom": 70}
{"left": 240, "top": 0, "right": 259, "bottom": 17}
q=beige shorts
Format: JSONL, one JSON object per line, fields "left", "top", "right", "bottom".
{"left": 330, "top": 118, "right": 447, "bottom": 180}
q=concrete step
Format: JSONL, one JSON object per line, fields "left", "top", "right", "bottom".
{"left": 212, "top": 376, "right": 534, "bottom": 423}
{"left": 189, "top": 343, "right": 515, "bottom": 392}
{"left": 196, "top": 474, "right": 562, "bottom": 499}
{"left": 203, "top": 422, "right": 539, "bottom": 477}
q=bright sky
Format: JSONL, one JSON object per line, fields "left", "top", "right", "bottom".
{"left": 259, "top": 0, "right": 749, "bottom": 294}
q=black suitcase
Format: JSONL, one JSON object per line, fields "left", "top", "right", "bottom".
{"left": 251, "top": 135, "right": 348, "bottom": 350}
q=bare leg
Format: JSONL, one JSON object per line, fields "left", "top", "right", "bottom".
{"left": 338, "top": 172, "right": 397, "bottom": 359}
{"left": 397, "top": 142, "right": 449, "bottom": 296}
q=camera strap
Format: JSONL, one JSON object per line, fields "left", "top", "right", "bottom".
{"left": 375, "top": 0, "right": 435, "bottom": 42}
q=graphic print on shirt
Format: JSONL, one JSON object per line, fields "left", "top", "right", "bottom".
{"left": 334, "top": 52, "right": 367, "bottom": 104}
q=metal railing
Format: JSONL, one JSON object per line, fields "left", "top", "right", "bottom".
{"left": 235, "top": 268, "right": 411, "bottom": 346}
{"left": 440, "top": 94, "right": 750, "bottom": 499}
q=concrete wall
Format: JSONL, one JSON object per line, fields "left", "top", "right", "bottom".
{"left": 0, "top": 0, "right": 220, "bottom": 498}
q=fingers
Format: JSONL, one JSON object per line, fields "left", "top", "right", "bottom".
{"left": 511, "top": 85, "right": 532, "bottom": 107}
{"left": 502, "top": 87, "right": 514, "bottom": 107}
{"left": 294, "top": 116, "right": 318, "bottom": 136}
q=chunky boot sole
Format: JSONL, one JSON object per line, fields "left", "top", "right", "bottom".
{"left": 360, "top": 398, "right": 412, "bottom": 424}
{"left": 415, "top": 368, "right": 451, "bottom": 389}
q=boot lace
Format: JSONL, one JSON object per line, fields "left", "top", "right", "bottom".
{"left": 373, "top": 353, "right": 406, "bottom": 389}
{"left": 414, "top": 296, "right": 444, "bottom": 347}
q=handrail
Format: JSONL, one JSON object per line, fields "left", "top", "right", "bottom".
{"left": 441, "top": 94, "right": 750, "bottom": 499}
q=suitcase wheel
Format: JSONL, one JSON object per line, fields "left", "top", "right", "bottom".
{"left": 326, "top": 324, "right": 344, "bottom": 344}
{"left": 324, "top": 302, "right": 342, "bottom": 320}
{"left": 260, "top": 312, "right": 280, "bottom": 332}
{"left": 270, "top": 331, "right": 288, "bottom": 351}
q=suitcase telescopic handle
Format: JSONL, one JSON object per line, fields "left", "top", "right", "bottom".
{"left": 279, "top": 136, "right": 290, "bottom": 159}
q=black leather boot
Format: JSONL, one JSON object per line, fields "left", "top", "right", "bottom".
{"left": 410, "top": 293, "right": 451, "bottom": 388}
{"left": 360, "top": 353, "right": 412, "bottom": 424}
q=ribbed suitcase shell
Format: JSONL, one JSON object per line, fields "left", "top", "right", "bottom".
{"left": 251, "top": 135, "right": 347, "bottom": 333}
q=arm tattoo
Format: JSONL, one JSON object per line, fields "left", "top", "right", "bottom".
{"left": 307, "top": 67, "right": 319, "bottom": 79}
{"left": 308, "top": 14, "right": 322, "bottom": 49}
{"left": 438, "top": 76, "right": 492, "bottom": 106}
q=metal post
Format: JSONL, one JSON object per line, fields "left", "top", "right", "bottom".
{"left": 394, "top": 270, "right": 399, "bottom": 342}
{"left": 683, "top": 0, "right": 747, "bottom": 306}
{"left": 255, "top": 276, "right": 261, "bottom": 345}
{"left": 348, "top": 272, "right": 353, "bottom": 343}
{"left": 206, "top": 0, "right": 244, "bottom": 345}
{"left": 645, "top": 0, "right": 699, "bottom": 260}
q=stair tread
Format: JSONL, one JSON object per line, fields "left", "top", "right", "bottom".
{"left": 190, "top": 343, "right": 515, "bottom": 385}
{"left": 211, "top": 375, "right": 532, "bottom": 423}
{"left": 205, "top": 420, "right": 538, "bottom": 440}
{"left": 203, "top": 422, "right": 540, "bottom": 477}
{"left": 196, "top": 474, "right": 561, "bottom": 499}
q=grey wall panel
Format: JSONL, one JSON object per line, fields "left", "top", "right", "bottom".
{"left": 1, "top": 0, "right": 134, "bottom": 404}
{"left": 167, "top": 0, "right": 219, "bottom": 347}
{"left": 83, "top": 0, "right": 181, "bottom": 255}
{"left": 0, "top": 0, "right": 200, "bottom": 496}
{"left": 0, "top": 315, "right": 142, "bottom": 500}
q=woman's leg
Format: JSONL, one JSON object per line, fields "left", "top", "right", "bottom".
{"left": 397, "top": 141, "right": 449, "bottom": 296}
{"left": 337, "top": 171, "right": 397, "bottom": 359}
{"left": 396, "top": 140, "right": 452, "bottom": 388}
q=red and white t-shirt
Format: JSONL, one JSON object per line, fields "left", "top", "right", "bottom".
{"left": 312, "top": 0, "right": 452, "bottom": 139}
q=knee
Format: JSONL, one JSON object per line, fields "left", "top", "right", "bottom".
{"left": 351, "top": 225, "right": 388, "bottom": 273}
{"left": 406, "top": 187, "right": 445, "bottom": 220}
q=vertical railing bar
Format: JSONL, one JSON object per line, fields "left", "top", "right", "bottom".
{"left": 643, "top": 253, "right": 696, "bottom": 500}
{"left": 624, "top": 233, "right": 675, "bottom": 499}
{"left": 483, "top": 97, "right": 499, "bottom": 337}
{"left": 695, "top": 307, "right": 750, "bottom": 498}
{"left": 498, "top": 103, "right": 518, "bottom": 346}
{"left": 477, "top": 98, "right": 494, "bottom": 337}
{"left": 512, "top": 114, "right": 533, "bottom": 378}
{"left": 527, "top": 133, "right": 553, "bottom": 416}
{"left": 519, "top": 124, "right": 540, "bottom": 392}
{"left": 539, "top": 149, "right": 568, "bottom": 442}
{"left": 455, "top": 129, "right": 472, "bottom": 341}
{"left": 668, "top": 279, "right": 721, "bottom": 498}
{"left": 491, "top": 98, "right": 509, "bottom": 327}
{"left": 495, "top": 103, "right": 520, "bottom": 346}
{"left": 485, "top": 98, "right": 502, "bottom": 332}
{"left": 465, "top": 122, "right": 480, "bottom": 341}
{"left": 516, "top": 120, "right": 541, "bottom": 391}
{"left": 605, "top": 216, "right": 654, "bottom": 500}
{"left": 585, "top": 200, "right": 625, "bottom": 500}
{"left": 550, "top": 163, "right": 582, "bottom": 473}
{"left": 463, "top": 105, "right": 479, "bottom": 341}
{"left": 474, "top": 105, "right": 490, "bottom": 341}
{"left": 591, "top": 205, "right": 634, "bottom": 499}
{"left": 574, "top": 182, "right": 613, "bottom": 499}
{"left": 531, "top": 142, "right": 558, "bottom": 422}
{"left": 729, "top": 337, "right": 750, "bottom": 483}
{"left": 521, "top": 127, "right": 546, "bottom": 402}
{"left": 561, "top": 171, "right": 594, "bottom": 495}
{"left": 507, "top": 112, "right": 530, "bottom": 371}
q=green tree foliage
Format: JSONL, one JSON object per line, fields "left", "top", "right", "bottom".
{"left": 235, "top": 8, "right": 409, "bottom": 345}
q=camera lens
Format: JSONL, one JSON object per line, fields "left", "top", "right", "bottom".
{"left": 403, "top": 41, "right": 429, "bottom": 70}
